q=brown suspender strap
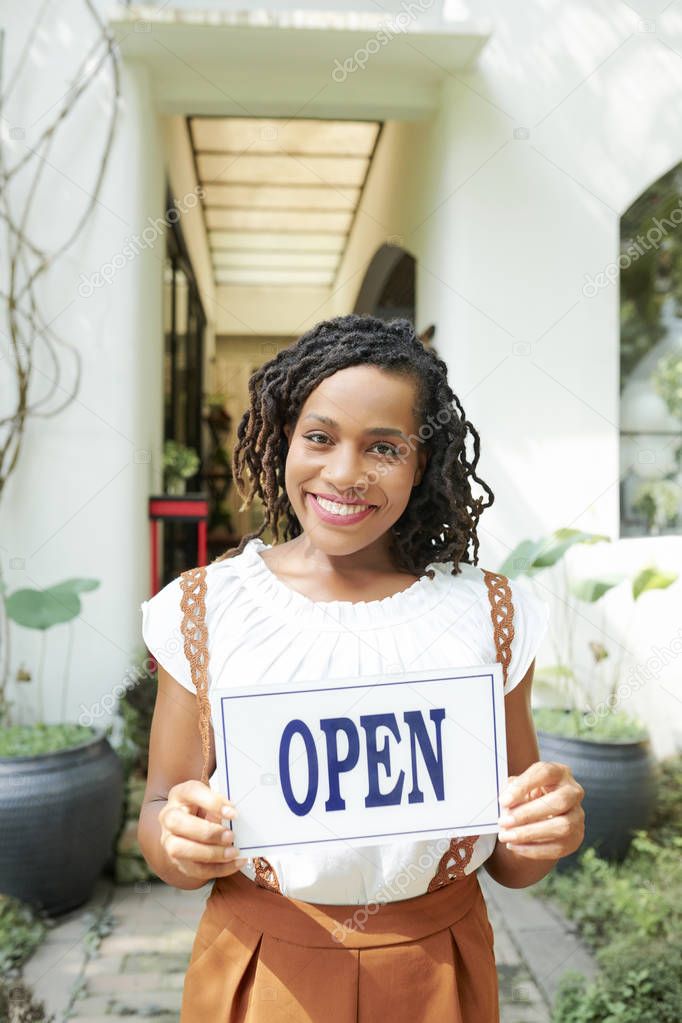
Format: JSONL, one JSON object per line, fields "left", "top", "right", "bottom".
{"left": 426, "top": 569, "right": 515, "bottom": 892}
{"left": 179, "top": 567, "right": 212, "bottom": 787}
{"left": 481, "top": 569, "right": 515, "bottom": 689}
{"left": 178, "top": 565, "right": 282, "bottom": 894}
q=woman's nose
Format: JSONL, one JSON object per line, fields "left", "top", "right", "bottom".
{"left": 320, "top": 447, "right": 367, "bottom": 492}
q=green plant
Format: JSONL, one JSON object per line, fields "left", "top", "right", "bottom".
{"left": 0, "top": 723, "right": 96, "bottom": 758}
{"left": 205, "top": 391, "right": 228, "bottom": 408}
{"left": 632, "top": 479, "right": 681, "bottom": 532}
{"left": 0, "top": 577, "right": 100, "bottom": 727}
{"left": 553, "top": 936, "right": 682, "bottom": 1023}
{"left": 0, "top": 894, "right": 48, "bottom": 976}
{"left": 652, "top": 349, "right": 682, "bottom": 420}
{"left": 536, "top": 756, "right": 682, "bottom": 948}
{"left": 538, "top": 754, "right": 682, "bottom": 1020}
{"left": 647, "top": 755, "right": 682, "bottom": 844}
{"left": 162, "top": 440, "right": 200, "bottom": 483}
{"left": 112, "top": 655, "right": 159, "bottom": 884}
{"left": 501, "top": 529, "right": 678, "bottom": 726}
{"left": 532, "top": 707, "right": 647, "bottom": 742}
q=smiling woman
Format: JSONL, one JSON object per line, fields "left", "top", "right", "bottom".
{"left": 138, "top": 314, "right": 581, "bottom": 1023}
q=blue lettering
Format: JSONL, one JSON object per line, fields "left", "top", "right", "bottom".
{"left": 320, "top": 717, "right": 360, "bottom": 811}
{"left": 360, "top": 713, "right": 404, "bottom": 808}
{"left": 279, "top": 719, "right": 318, "bottom": 816}
{"left": 404, "top": 708, "right": 446, "bottom": 803}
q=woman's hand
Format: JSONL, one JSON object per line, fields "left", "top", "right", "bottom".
{"left": 496, "top": 760, "right": 585, "bottom": 860}
{"left": 159, "top": 780, "right": 247, "bottom": 881}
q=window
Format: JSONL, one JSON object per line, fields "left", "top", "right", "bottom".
{"left": 620, "top": 163, "right": 682, "bottom": 537}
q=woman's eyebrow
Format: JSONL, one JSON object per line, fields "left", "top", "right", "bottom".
{"left": 302, "top": 412, "right": 408, "bottom": 440}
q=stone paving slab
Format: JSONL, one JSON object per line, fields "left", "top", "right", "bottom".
{"left": 25, "top": 870, "right": 598, "bottom": 1022}
{"left": 480, "top": 871, "right": 598, "bottom": 1010}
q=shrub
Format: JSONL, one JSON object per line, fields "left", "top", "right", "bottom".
{"left": 553, "top": 936, "right": 682, "bottom": 1023}
{"left": 542, "top": 753, "right": 682, "bottom": 1022}
{"left": 0, "top": 895, "right": 47, "bottom": 975}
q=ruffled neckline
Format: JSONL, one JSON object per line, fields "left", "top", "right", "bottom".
{"left": 233, "top": 537, "right": 458, "bottom": 631}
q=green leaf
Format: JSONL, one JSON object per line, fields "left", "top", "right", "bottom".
{"left": 499, "top": 539, "right": 547, "bottom": 577}
{"left": 632, "top": 565, "right": 678, "bottom": 600}
{"left": 569, "top": 575, "right": 626, "bottom": 602}
{"left": 5, "top": 578, "right": 99, "bottom": 630}
{"left": 500, "top": 529, "right": 611, "bottom": 576}
{"left": 532, "top": 528, "right": 611, "bottom": 568}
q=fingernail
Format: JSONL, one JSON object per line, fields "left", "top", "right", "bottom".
{"left": 498, "top": 814, "right": 515, "bottom": 826}
{"left": 220, "top": 817, "right": 233, "bottom": 829}
{"left": 226, "top": 847, "right": 240, "bottom": 860}
{"left": 221, "top": 805, "right": 236, "bottom": 817}
{"left": 235, "top": 857, "right": 248, "bottom": 867}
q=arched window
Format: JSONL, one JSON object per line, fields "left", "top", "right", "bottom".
{"left": 620, "top": 164, "right": 682, "bottom": 537}
{"left": 353, "top": 243, "right": 415, "bottom": 323}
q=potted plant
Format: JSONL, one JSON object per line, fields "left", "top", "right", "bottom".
{"left": 501, "top": 528, "right": 678, "bottom": 869}
{"left": 162, "top": 439, "right": 200, "bottom": 495}
{"left": 0, "top": 577, "right": 124, "bottom": 914}
{"left": 204, "top": 391, "right": 232, "bottom": 431}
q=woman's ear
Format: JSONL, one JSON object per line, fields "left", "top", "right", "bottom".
{"left": 283, "top": 422, "right": 291, "bottom": 443}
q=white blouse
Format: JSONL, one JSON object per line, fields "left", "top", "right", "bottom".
{"left": 140, "top": 536, "right": 550, "bottom": 905}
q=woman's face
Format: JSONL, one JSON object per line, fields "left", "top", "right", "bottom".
{"left": 282, "top": 364, "right": 428, "bottom": 557}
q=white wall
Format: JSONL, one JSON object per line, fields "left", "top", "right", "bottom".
{"left": 334, "top": 0, "right": 682, "bottom": 754}
{"left": 1, "top": 3, "right": 166, "bottom": 733}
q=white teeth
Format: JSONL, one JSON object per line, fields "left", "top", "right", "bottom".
{"left": 314, "top": 495, "right": 373, "bottom": 516}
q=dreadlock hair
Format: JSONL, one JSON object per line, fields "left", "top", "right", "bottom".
{"left": 214, "top": 313, "right": 494, "bottom": 579}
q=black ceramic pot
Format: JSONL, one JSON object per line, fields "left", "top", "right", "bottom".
{"left": 0, "top": 729, "right": 124, "bottom": 914}
{"left": 537, "top": 721, "right": 657, "bottom": 871}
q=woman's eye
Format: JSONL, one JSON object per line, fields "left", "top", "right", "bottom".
{"left": 303, "top": 434, "right": 399, "bottom": 458}
{"left": 371, "top": 442, "right": 400, "bottom": 458}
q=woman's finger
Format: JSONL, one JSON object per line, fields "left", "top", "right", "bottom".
{"left": 164, "top": 833, "right": 244, "bottom": 865}
{"left": 500, "top": 761, "right": 568, "bottom": 808}
{"left": 498, "top": 808, "right": 578, "bottom": 845}
{"left": 168, "top": 780, "right": 238, "bottom": 822}
{"left": 161, "top": 805, "right": 235, "bottom": 846}
{"left": 498, "top": 783, "right": 578, "bottom": 827}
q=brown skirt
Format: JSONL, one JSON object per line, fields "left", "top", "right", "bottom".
{"left": 179, "top": 868, "right": 499, "bottom": 1022}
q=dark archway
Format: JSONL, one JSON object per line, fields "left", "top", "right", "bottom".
{"left": 353, "top": 243, "right": 416, "bottom": 323}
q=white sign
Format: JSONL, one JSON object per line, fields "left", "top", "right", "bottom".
{"left": 209, "top": 664, "right": 508, "bottom": 857}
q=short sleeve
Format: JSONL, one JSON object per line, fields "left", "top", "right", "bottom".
{"left": 503, "top": 575, "right": 551, "bottom": 695}
{"left": 140, "top": 577, "right": 194, "bottom": 693}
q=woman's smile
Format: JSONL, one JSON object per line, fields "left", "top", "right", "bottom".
{"left": 306, "top": 491, "right": 378, "bottom": 525}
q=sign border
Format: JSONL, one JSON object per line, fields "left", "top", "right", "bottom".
{"left": 216, "top": 667, "right": 504, "bottom": 853}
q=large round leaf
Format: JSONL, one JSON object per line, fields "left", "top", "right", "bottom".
{"left": 5, "top": 578, "right": 99, "bottom": 630}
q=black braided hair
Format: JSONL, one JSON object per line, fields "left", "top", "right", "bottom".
{"left": 214, "top": 314, "right": 494, "bottom": 578}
